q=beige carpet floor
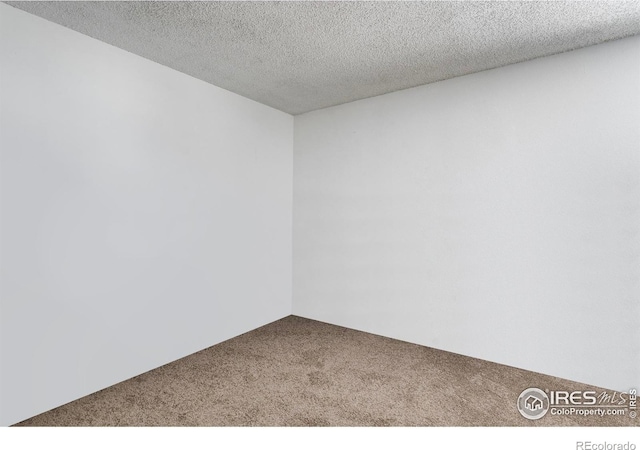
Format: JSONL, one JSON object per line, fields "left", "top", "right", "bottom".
{"left": 15, "top": 315, "right": 637, "bottom": 426}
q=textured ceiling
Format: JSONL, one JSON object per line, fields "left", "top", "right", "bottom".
{"left": 5, "top": 1, "right": 640, "bottom": 115}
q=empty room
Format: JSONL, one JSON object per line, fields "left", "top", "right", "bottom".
{"left": 1, "top": 0, "right": 639, "bottom": 439}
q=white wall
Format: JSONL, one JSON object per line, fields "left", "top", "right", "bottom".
{"left": 294, "top": 35, "right": 640, "bottom": 391}
{"left": 0, "top": 4, "right": 292, "bottom": 426}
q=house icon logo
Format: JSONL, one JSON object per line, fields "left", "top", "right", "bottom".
{"left": 525, "top": 395, "right": 543, "bottom": 411}
{"left": 517, "top": 388, "right": 549, "bottom": 420}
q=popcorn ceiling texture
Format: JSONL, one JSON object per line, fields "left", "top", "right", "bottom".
{"left": 5, "top": 1, "right": 640, "bottom": 115}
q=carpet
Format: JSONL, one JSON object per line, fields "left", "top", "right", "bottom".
{"left": 15, "top": 315, "right": 637, "bottom": 426}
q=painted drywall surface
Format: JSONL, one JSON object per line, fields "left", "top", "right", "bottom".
{"left": 0, "top": 4, "right": 292, "bottom": 426}
{"left": 294, "top": 35, "right": 640, "bottom": 392}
